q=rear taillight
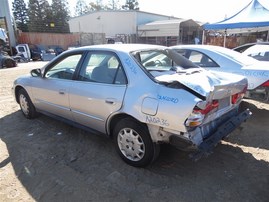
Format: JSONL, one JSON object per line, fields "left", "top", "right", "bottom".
{"left": 194, "top": 100, "right": 219, "bottom": 115}
{"left": 185, "top": 100, "right": 219, "bottom": 127}
{"left": 261, "top": 80, "right": 269, "bottom": 87}
{"left": 232, "top": 86, "right": 247, "bottom": 104}
{"left": 231, "top": 93, "right": 240, "bottom": 104}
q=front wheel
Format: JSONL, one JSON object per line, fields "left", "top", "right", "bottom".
{"left": 113, "top": 118, "right": 160, "bottom": 167}
{"left": 18, "top": 88, "right": 38, "bottom": 119}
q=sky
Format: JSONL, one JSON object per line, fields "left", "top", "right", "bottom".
{"left": 9, "top": 0, "right": 253, "bottom": 23}
{"left": 67, "top": 0, "right": 253, "bottom": 23}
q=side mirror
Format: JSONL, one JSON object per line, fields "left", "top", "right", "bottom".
{"left": 31, "top": 68, "right": 42, "bottom": 77}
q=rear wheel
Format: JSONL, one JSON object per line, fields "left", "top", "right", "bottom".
{"left": 18, "top": 89, "right": 37, "bottom": 119}
{"left": 113, "top": 118, "right": 160, "bottom": 167}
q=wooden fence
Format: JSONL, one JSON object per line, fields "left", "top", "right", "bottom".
{"left": 17, "top": 32, "right": 106, "bottom": 50}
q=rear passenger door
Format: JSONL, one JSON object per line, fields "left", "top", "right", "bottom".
{"left": 69, "top": 51, "right": 128, "bottom": 134}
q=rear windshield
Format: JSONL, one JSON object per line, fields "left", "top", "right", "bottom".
{"left": 131, "top": 49, "right": 199, "bottom": 74}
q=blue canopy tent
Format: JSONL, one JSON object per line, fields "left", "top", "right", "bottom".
{"left": 202, "top": 0, "right": 269, "bottom": 46}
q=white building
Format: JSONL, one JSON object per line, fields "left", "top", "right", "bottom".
{"left": 138, "top": 19, "right": 203, "bottom": 45}
{"left": 69, "top": 10, "right": 202, "bottom": 45}
{"left": 68, "top": 10, "right": 182, "bottom": 44}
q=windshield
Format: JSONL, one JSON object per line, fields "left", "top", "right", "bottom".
{"left": 131, "top": 49, "right": 199, "bottom": 76}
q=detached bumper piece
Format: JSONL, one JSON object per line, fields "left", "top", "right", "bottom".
{"left": 190, "top": 108, "right": 252, "bottom": 161}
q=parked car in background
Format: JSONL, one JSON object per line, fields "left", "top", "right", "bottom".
{"left": 16, "top": 44, "right": 58, "bottom": 61}
{"left": 0, "top": 50, "right": 17, "bottom": 68}
{"left": 31, "top": 44, "right": 57, "bottom": 61}
{"left": 233, "top": 42, "right": 269, "bottom": 53}
{"left": 171, "top": 45, "right": 269, "bottom": 102}
{"left": 13, "top": 44, "right": 251, "bottom": 167}
{"left": 48, "top": 45, "right": 65, "bottom": 56}
{"left": 239, "top": 44, "right": 269, "bottom": 61}
{"left": 28, "top": 44, "right": 44, "bottom": 61}
{"left": 67, "top": 46, "right": 80, "bottom": 50}
{"left": 42, "top": 47, "right": 57, "bottom": 61}
{"left": 233, "top": 42, "right": 269, "bottom": 61}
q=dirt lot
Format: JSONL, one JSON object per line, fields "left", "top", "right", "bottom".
{"left": 0, "top": 62, "right": 269, "bottom": 202}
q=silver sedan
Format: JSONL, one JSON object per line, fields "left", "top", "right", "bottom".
{"left": 13, "top": 44, "right": 251, "bottom": 167}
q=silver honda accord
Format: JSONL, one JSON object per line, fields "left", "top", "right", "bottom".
{"left": 13, "top": 44, "right": 251, "bottom": 167}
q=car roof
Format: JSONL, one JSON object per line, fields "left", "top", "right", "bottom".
{"left": 171, "top": 44, "right": 258, "bottom": 65}
{"left": 68, "top": 43, "right": 167, "bottom": 53}
{"left": 171, "top": 44, "right": 229, "bottom": 52}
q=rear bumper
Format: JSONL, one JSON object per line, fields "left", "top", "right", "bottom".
{"left": 190, "top": 108, "right": 252, "bottom": 160}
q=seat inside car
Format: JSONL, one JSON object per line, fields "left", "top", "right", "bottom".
{"left": 91, "top": 65, "right": 114, "bottom": 84}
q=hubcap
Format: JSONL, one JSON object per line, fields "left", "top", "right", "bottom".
{"left": 117, "top": 128, "right": 145, "bottom": 161}
{"left": 19, "top": 94, "right": 29, "bottom": 115}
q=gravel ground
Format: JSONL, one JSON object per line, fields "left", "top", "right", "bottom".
{"left": 0, "top": 62, "right": 269, "bottom": 202}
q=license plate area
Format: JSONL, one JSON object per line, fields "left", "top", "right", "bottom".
{"left": 218, "top": 96, "right": 230, "bottom": 109}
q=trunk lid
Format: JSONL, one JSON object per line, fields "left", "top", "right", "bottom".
{"left": 153, "top": 68, "right": 248, "bottom": 101}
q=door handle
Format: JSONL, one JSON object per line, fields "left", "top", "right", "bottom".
{"left": 59, "top": 89, "right": 66, "bottom": 95}
{"left": 105, "top": 98, "right": 116, "bottom": 104}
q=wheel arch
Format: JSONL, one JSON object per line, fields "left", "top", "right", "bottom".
{"left": 14, "top": 85, "right": 25, "bottom": 103}
{"left": 110, "top": 113, "right": 161, "bottom": 167}
{"left": 107, "top": 113, "right": 147, "bottom": 138}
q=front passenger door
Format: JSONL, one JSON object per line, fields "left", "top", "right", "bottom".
{"left": 31, "top": 53, "right": 83, "bottom": 120}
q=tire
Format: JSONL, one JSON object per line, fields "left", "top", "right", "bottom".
{"left": 113, "top": 118, "right": 160, "bottom": 167}
{"left": 5, "top": 59, "right": 16, "bottom": 68}
{"left": 18, "top": 89, "right": 37, "bottom": 119}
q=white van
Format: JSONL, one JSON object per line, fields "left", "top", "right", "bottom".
{"left": 16, "top": 44, "right": 31, "bottom": 61}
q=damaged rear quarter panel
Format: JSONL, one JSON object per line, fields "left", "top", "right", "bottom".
{"left": 118, "top": 52, "right": 199, "bottom": 133}
{"left": 149, "top": 86, "right": 199, "bottom": 132}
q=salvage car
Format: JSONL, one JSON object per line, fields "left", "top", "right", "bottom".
{"left": 240, "top": 44, "right": 269, "bottom": 61}
{"left": 171, "top": 45, "right": 269, "bottom": 102}
{"left": 13, "top": 44, "right": 251, "bottom": 167}
{"left": 48, "top": 45, "right": 65, "bottom": 56}
{"left": 233, "top": 42, "right": 269, "bottom": 53}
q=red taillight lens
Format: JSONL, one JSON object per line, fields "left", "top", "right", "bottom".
{"left": 261, "top": 80, "right": 269, "bottom": 87}
{"left": 186, "top": 100, "right": 219, "bottom": 127}
{"left": 232, "top": 86, "right": 247, "bottom": 104}
{"left": 232, "top": 93, "right": 239, "bottom": 104}
{"left": 194, "top": 100, "right": 219, "bottom": 115}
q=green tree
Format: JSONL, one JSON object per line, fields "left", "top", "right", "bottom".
{"left": 75, "top": 0, "right": 89, "bottom": 16}
{"left": 51, "top": 0, "right": 70, "bottom": 33}
{"left": 12, "top": 0, "right": 29, "bottom": 32}
{"left": 105, "top": 0, "right": 121, "bottom": 10}
{"left": 122, "top": 0, "right": 139, "bottom": 10}
{"left": 44, "top": 3, "right": 54, "bottom": 33}
{"left": 28, "top": 0, "right": 50, "bottom": 32}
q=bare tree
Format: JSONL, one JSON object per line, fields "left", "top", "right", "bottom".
{"left": 75, "top": 0, "right": 89, "bottom": 16}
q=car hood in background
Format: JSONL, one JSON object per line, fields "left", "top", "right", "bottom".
{"left": 152, "top": 68, "right": 247, "bottom": 100}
